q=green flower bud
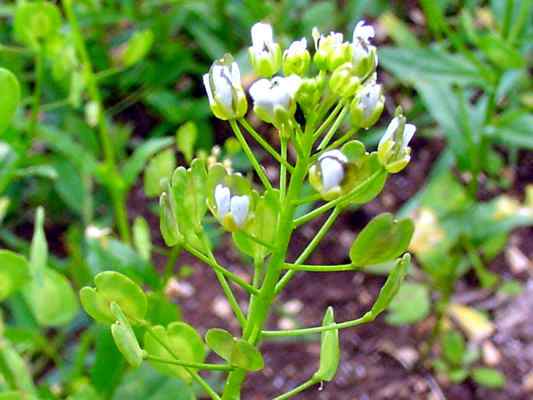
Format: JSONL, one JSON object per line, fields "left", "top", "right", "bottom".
{"left": 378, "top": 114, "right": 416, "bottom": 173}
{"left": 329, "top": 63, "right": 361, "bottom": 98}
{"left": 350, "top": 78, "right": 384, "bottom": 128}
{"left": 352, "top": 21, "right": 378, "bottom": 78}
{"left": 312, "top": 28, "right": 352, "bottom": 71}
{"left": 203, "top": 54, "right": 248, "bottom": 120}
{"left": 249, "top": 75, "right": 302, "bottom": 128}
{"left": 249, "top": 22, "right": 282, "bottom": 77}
{"left": 295, "top": 75, "right": 325, "bottom": 112}
{"left": 282, "top": 38, "right": 310, "bottom": 76}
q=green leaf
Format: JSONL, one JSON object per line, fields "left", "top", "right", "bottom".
{"left": 204, "top": 328, "right": 263, "bottom": 371}
{"left": 385, "top": 282, "right": 430, "bottom": 325}
{"left": 91, "top": 327, "right": 125, "bottom": 396}
{"left": 350, "top": 213, "right": 414, "bottom": 266}
{"left": 14, "top": 2, "right": 62, "bottom": 46}
{"left": 176, "top": 122, "right": 198, "bottom": 164}
{"left": 24, "top": 268, "right": 79, "bottom": 327}
{"left": 146, "top": 292, "right": 182, "bottom": 326}
{"left": 110, "top": 303, "right": 143, "bottom": 368}
{"left": 441, "top": 331, "right": 465, "bottom": 366}
{"left": 120, "top": 30, "right": 154, "bottom": 67}
{"left": 159, "top": 192, "right": 182, "bottom": 247}
{"left": 144, "top": 148, "right": 176, "bottom": 198}
{"left": 122, "top": 137, "right": 174, "bottom": 189}
{"left": 0, "top": 250, "right": 31, "bottom": 301}
{"left": 471, "top": 367, "right": 506, "bottom": 389}
{"left": 80, "top": 271, "right": 147, "bottom": 324}
{"left": 133, "top": 217, "right": 152, "bottom": 261}
{"left": 313, "top": 307, "right": 340, "bottom": 382}
{"left": 491, "top": 111, "right": 533, "bottom": 150}
{"left": 0, "top": 341, "right": 35, "bottom": 393}
{"left": 477, "top": 33, "right": 525, "bottom": 69}
{"left": 370, "top": 254, "right": 410, "bottom": 318}
{"left": 0, "top": 68, "right": 20, "bottom": 134}
{"left": 144, "top": 322, "right": 205, "bottom": 382}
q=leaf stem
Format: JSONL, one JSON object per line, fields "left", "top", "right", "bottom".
{"left": 317, "top": 104, "right": 349, "bottom": 150}
{"left": 230, "top": 120, "right": 273, "bottom": 190}
{"left": 273, "top": 378, "right": 319, "bottom": 400}
{"left": 144, "top": 354, "right": 234, "bottom": 371}
{"left": 283, "top": 262, "right": 360, "bottom": 272}
{"left": 313, "top": 101, "right": 343, "bottom": 142}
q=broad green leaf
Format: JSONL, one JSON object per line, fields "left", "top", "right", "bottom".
{"left": 385, "top": 282, "right": 430, "bottom": 325}
{"left": 471, "top": 367, "right": 506, "bottom": 389}
{"left": 110, "top": 303, "right": 143, "bottom": 368}
{"left": 343, "top": 153, "right": 387, "bottom": 205}
{"left": 350, "top": 213, "right": 414, "bottom": 266}
{"left": 144, "top": 149, "right": 176, "bottom": 197}
{"left": 491, "top": 111, "right": 533, "bottom": 150}
{"left": 370, "top": 254, "right": 410, "bottom": 318}
{"left": 144, "top": 322, "right": 205, "bottom": 382}
{"left": 122, "top": 137, "right": 174, "bottom": 188}
{"left": 0, "top": 250, "right": 31, "bottom": 301}
{"left": 313, "top": 307, "right": 340, "bottom": 382}
{"left": 204, "top": 328, "right": 263, "bottom": 371}
{"left": 81, "top": 272, "right": 147, "bottom": 324}
{"left": 113, "top": 364, "right": 195, "bottom": 400}
{"left": 91, "top": 327, "right": 125, "bottom": 396}
{"left": 0, "top": 68, "right": 20, "bottom": 134}
{"left": 14, "top": 2, "right": 62, "bottom": 46}
{"left": 133, "top": 217, "right": 152, "bottom": 261}
{"left": 24, "top": 269, "right": 79, "bottom": 327}
{"left": 120, "top": 30, "right": 154, "bottom": 67}
{"left": 146, "top": 292, "right": 182, "bottom": 326}
{"left": 176, "top": 122, "right": 198, "bottom": 164}
{"left": 441, "top": 331, "right": 465, "bottom": 366}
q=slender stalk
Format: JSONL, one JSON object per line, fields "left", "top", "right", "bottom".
{"left": 292, "top": 192, "right": 322, "bottom": 206}
{"left": 314, "top": 127, "right": 358, "bottom": 161}
{"left": 63, "top": 0, "right": 131, "bottom": 243}
{"left": 273, "top": 378, "right": 319, "bottom": 400}
{"left": 262, "top": 311, "right": 374, "bottom": 337}
{"left": 230, "top": 120, "right": 273, "bottom": 190}
{"left": 237, "top": 230, "right": 274, "bottom": 250}
{"left": 283, "top": 262, "right": 359, "bottom": 272}
{"left": 162, "top": 245, "right": 181, "bottom": 285}
{"left": 293, "top": 169, "right": 384, "bottom": 227}
{"left": 145, "top": 355, "right": 233, "bottom": 371}
{"left": 317, "top": 104, "right": 349, "bottom": 150}
{"left": 239, "top": 119, "right": 294, "bottom": 172}
{"left": 312, "top": 101, "right": 343, "bottom": 141}
{"left": 280, "top": 136, "right": 288, "bottom": 199}
{"left": 276, "top": 207, "right": 341, "bottom": 294}
{"left": 184, "top": 243, "right": 258, "bottom": 295}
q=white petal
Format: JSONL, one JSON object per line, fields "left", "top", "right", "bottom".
{"left": 249, "top": 79, "right": 271, "bottom": 101}
{"left": 251, "top": 22, "right": 273, "bottom": 50}
{"left": 230, "top": 62, "right": 241, "bottom": 86}
{"left": 212, "top": 66, "right": 233, "bottom": 109}
{"left": 215, "top": 184, "right": 231, "bottom": 218}
{"left": 403, "top": 124, "right": 416, "bottom": 145}
{"left": 354, "top": 20, "right": 375, "bottom": 43}
{"left": 230, "top": 195, "right": 250, "bottom": 227}
{"left": 285, "top": 38, "right": 307, "bottom": 56}
{"left": 381, "top": 117, "right": 399, "bottom": 144}
{"left": 283, "top": 75, "right": 302, "bottom": 97}
{"left": 202, "top": 74, "right": 214, "bottom": 105}
{"left": 320, "top": 157, "right": 345, "bottom": 192}
{"left": 319, "top": 149, "right": 348, "bottom": 163}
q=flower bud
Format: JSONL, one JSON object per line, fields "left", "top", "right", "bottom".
{"left": 249, "top": 22, "right": 282, "bottom": 77}
{"left": 203, "top": 54, "right": 247, "bottom": 120}
{"left": 295, "top": 75, "right": 325, "bottom": 112}
{"left": 312, "top": 28, "right": 352, "bottom": 71}
{"left": 282, "top": 38, "right": 310, "bottom": 76}
{"left": 215, "top": 184, "right": 250, "bottom": 231}
{"left": 329, "top": 63, "right": 361, "bottom": 98}
{"left": 249, "top": 75, "right": 302, "bottom": 128}
{"left": 309, "top": 150, "right": 348, "bottom": 200}
{"left": 351, "top": 21, "right": 377, "bottom": 78}
{"left": 350, "top": 78, "right": 384, "bottom": 128}
{"left": 378, "top": 114, "right": 416, "bottom": 173}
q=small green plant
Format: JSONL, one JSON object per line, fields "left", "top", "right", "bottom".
{"left": 79, "top": 21, "right": 417, "bottom": 399}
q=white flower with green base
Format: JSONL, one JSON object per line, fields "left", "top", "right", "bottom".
{"left": 249, "top": 22, "right": 282, "bottom": 77}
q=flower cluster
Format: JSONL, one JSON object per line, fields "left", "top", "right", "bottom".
{"left": 203, "top": 21, "right": 416, "bottom": 229}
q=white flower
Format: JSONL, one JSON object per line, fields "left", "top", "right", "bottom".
{"left": 353, "top": 20, "right": 375, "bottom": 43}
{"left": 351, "top": 20, "right": 378, "bottom": 76}
{"left": 214, "top": 184, "right": 250, "bottom": 228}
{"left": 380, "top": 117, "right": 416, "bottom": 149}
{"left": 318, "top": 150, "right": 348, "bottom": 192}
{"left": 249, "top": 22, "right": 281, "bottom": 77}
{"left": 251, "top": 22, "right": 275, "bottom": 56}
{"left": 202, "top": 56, "right": 247, "bottom": 120}
{"left": 249, "top": 75, "right": 302, "bottom": 124}
{"left": 312, "top": 27, "right": 343, "bottom": 51}
{"left": 284, "top": 38, "right": 307, "bottom": 57}
{"left": 358, "top": 82, "right": 382, "bottom": 118}
{"left": 215, "top": 184, "right": 231, "bottom": 218}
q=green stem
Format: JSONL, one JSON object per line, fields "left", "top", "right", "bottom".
{"left": 313, "top": 101, "right": 343, "bottom": 141}
{"left": 293, "top": 169, "right": 384, "bottom": 227}
{"left": 239, "top": 119, "right": 294, "bottom": 173}
{"left": 280, "top": 136, "right": 288, "bottom": 199}
{"left": 315, "top": 127, "right": 359, "bottom": 160}
{"left": 262, "top": 311, "right": 374, "bottom": 337}
{"left": 317, "top": 104, "right": 349, "bottom": 150}
{"left": 283, "top": 262, "right": 359, "bottom": 272}
{"left": 184, "top": 243, "right": 258, "bottom": 295}
{"left": 63, "top": 0, "right": 131, "bottom": 243}
{"left": 273, "top": 378, "right": 319, "bottom": 400}
{"left": 230, "top": 120, "right": 273, "bottom": 190}
{"left": 292, "top": 192, "right": 322, "bottom": 206}
{"left": 162, "top": 245, "right": 181, "bottom": 286}
{"left": 144, "top": 355, "right": 233, "bottom": 371}
{"left": 276, "top": 207, "right": 340, "bottom": 294}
